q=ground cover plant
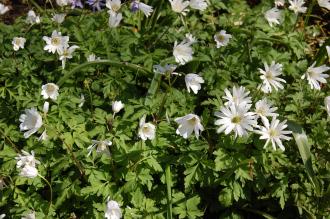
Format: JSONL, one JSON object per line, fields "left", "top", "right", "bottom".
{"left": 0, "top": 0, "right": 330, "bottom": 218}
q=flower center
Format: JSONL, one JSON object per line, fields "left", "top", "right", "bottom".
{"left": 256, "top": 107, "right": 266, "bottom": 116}
{"left": 112, "top": 4, "right": 120, "bottom": 12}
{"left": 216, "top": 34, "right": 225, "bottom": 42}
{"left": 268, "top": 129, "right": 278, "bottom": 138}
{"left": 188, "top": 117, "right": 197, "bottom": 126}
{"left": 51, "top": 37, "right": 61, "bottom": 45}
{"left": 46, "top": 85, "right": 56, "bottom": 93}
{"left": 231, "top": 116, "right": 241, "bottom": 124}
{"left": 15, "top": 39, "right": 21, "bottom": 45}
{"left": 265, "top": 71, "right": 273, "bottom": 80}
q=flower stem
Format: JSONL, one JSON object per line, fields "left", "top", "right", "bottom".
{"left": 38, "top": 174, "right": 53, "bottom": 215}
{"left": 165, "top": 165, "right": 173, "bottom": 219}
{"left": 304, "top": 0, "right": 316, "bottom": 25}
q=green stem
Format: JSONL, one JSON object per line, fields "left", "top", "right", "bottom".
{"left": 29, "top": 0, "right": 44, "bottom": 13}
{"left": 38, "top": 174, "right": 53, "bottom": 215}
{"left": 144, "top": 72, "right": 162, "bottom": 105}
{"left": 304, "top": 0, "right": 316, "bottom": 25}
{"left": 57, "top": 60, "right": 152, "bottom": 86}
{"left": 165, "top": 165, "right": 173, "bottom": 219}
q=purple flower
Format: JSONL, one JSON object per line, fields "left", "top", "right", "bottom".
{"left": 131, "top": 0, "right": 139, "bottom": 12}
{"left": 72, "top": 0, "right": 83, "bottom": 8}
{"left": 86, "top": 0, "right": 105, "bottom": 11}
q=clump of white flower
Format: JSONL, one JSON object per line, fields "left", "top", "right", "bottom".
{"left": 301, "top": 62, "right": 329, "bottom": 90}
{"left": 105, "top": 199, "right": 122, "bottom": 219}
{"left": 15, "top": 150, "right": 40, "bottom": 178}
{"left": 19, "top": 108, "right": 43, "bottom": 138}
{"left": 256, "top": 117, "right": 292, "bottom": 151}
{"left": 56, "top": 0, "right": 71, "bottom": 6}
{"left": 41, "top": 83, "right": 60, "bottom": 100}
{"left": 169, "top": 0, "right": 190, "bottom": 15}
{"left": 264, "top": 7, "right": 282, "bottom": 27}
{"left": 185, "top": 73, "right": 204, "bottom": 94}
{"left": 214, "top": 30, "right": 232, "bottom": 48}
{"left": 259, "top": 61, "right": 286, "bottom": 93}
{"left": 175, "top": 114, "right": 204, "bottom": 139}
{"left": 288, "top": 0, "right": 307, "bottom": 14}
{"left": 138, "top": 115, "right": 156, "bottom": 140}
{"left": 153, "top": 64, "right": 179, "bottom": 76}
{"left": 12, "top": 37, "right": 26, "bottom": 51}
{"left": 26, "top": 10, "right": 41, "bottom": 24}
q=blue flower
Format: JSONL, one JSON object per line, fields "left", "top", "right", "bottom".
{"left": 86, "top": 0, "right": 105, "bottom": 11}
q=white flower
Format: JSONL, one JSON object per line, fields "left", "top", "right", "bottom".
{"left": 274, "top": 0, "right": 285, "bottom": 7}
{"left": 56, "top": 0, "right": 71, "bottom": 6}
{"left": 259, "top": 61, "right": 286, "bottom": 93}
{"left": 20, "top": 165, "right": 38, "bottom": 178}
{"left": 0, "top": 214, "right": 5, "bottom": 219}
{"left": 288, "top": 0, "right": 307, "bottom": 14}
{"left": 301, "top": 62, "right": 330, "bottom": 90}
{"left": 138, "top": 115, "right": 156, "bottom": 140}
{"left": 43, "top": 101, "right": 49, "bottom": 114}
{"left": 214, "top": 30, "right": 232, "bottom": 48}
{"left": 22, "top": 211, "right": 36, "bottom": 219}
{"left": 189, "top": 0, "right": 208, "bottom": 11}
{"left": 185, "top": 33, "right": 197, "bottom": 44}
{"left": 153, "top": 64, "right": 179, "bottom": 75}
{"left": 43, "top": 30, "right": 69, "bottom": 54}
{"left": 214, "top": 103, "right": 257, "bottom": 138}
{"left": 52, "top": 13, "right": 66, "bottom": 24}
{"left": 58, "top": 45, "right": 79, "bottom": 69}
{"left": 264, "top": 7, "right": 282, "bottom": 27}
{"left": 19, "top": 109, "right": 43, "bottom": 138}
{"left": 15, "top": 150, "right": 40, "bottom": 178}
{"left": 0, "top": 3, "right": 9, "bottom": 15}
{"left": 175, "top": 114, "right": 204, "bottom": 139}
{"left": 173, "top": 40, "right": 194, "bottom": 65}
{"left": 105, "top": 199, "right": 122, "bottom": 219}
{"left": 326, "top": 46, "right": 330, "bottom": 63}
{"left": 255, "top": 98, "right": 278, "bottom": 120}
{"left": 112, "top": 101, "right": 124, "bottom": 113}
{"left": 87, "top": 53, "right": 101, "bottom": 62}
{"left": 79, "top": 94, "right": 85, "bottom": 107}
{"left": 106, "top": 0, "right": 121, "bottom": 12}
{"left": 87, "top": 140, "right": 112, "bottom": 157}
{"left": 169, "top": 0, "right": 190, "bottom": 15}
{"left": 108, "top": 11, "right": 123, "bottom": 28}
{"left": 135, "top": 1, "right": 153, "bottom": 17}
{"left": 318, "top": 0, "right": 330, "bottom": 10}
{"left": 12, "top": 37, "right": 26, "bottom": 51}
{"left": 185, "top": 73, "right": 204, "bottom": 94}
{"left": 223, "top": 86, "right": 252, "bottom": 106}
{"left": 325, "top": 96, "right": 330, "bottom": 116}
{"left": 256, "top": 117, "right": 292, "bottom": 151}
{"left": 15, "top": 150, "right": 40, "bottom": 169}
{"left": 41, "top": 83, "right": 60, "bottom": 100}
{"left": 26, "top": 10, "right": 40, "bottom": 24}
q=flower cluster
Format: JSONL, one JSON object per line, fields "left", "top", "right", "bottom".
{"left": 15, "top": 150, "right": 40, "bottom": 178}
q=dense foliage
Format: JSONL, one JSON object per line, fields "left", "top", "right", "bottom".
{"left": 0, "top": 0, "right": 330, "bottom": 218}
